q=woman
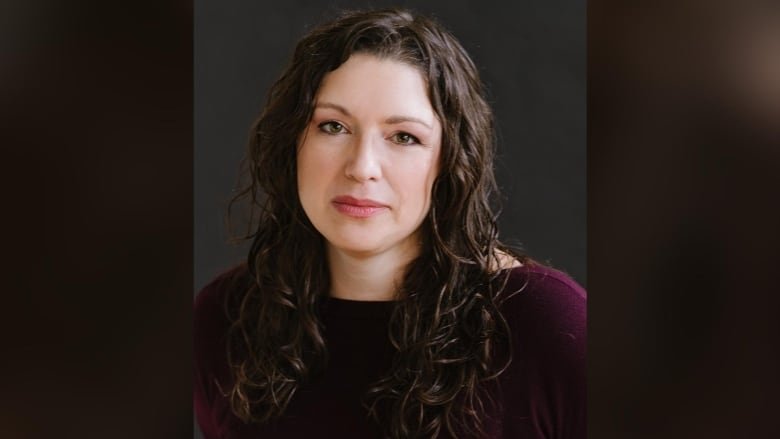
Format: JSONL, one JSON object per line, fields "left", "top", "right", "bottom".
{"left": 194, "top": 8, "right": 585, "bottom": 439}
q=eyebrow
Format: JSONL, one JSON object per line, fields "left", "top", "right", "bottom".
{"left": 314, "top": 101, "right": 434, "bottom": 130}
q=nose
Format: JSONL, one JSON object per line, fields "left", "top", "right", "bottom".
{"left": 344, "top": 132, "right": 382, "bottom": 182}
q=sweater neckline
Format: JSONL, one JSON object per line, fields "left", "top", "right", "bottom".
{"left": 319, "top": 296, "right": 397, "bottom": 320}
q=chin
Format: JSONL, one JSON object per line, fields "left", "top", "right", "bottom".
{"left": 326, "top": 237, "right": 385, "bottom": 256}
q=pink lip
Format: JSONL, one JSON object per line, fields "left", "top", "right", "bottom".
{"left": 331, "top": 195, "right": 389, "bottom": 218}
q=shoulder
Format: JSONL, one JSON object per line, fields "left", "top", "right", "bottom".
{"left": 193, "top": 266, "right": 252, "bottom": 390}
{"left": 194, "top": 264, "right": 251, "bottom": 311}
{"left": 497, "top": 262, "right": 587, "bottom": 367}
{"left": 194, "top": 263, "right": 255, "bottom": 360}
{"left": 194, "top": 264, "right": 253, "bottom": 437}
{"left": 194, "top": 263, "right": 252, "bottom": 336}
{"left": 498, "top": 262, "right": 586, "bottom": 323}
{"left": 193, "top": 262, "right": 252, "bottom": 363}
{"left": 496, "top": 263, "right": 587, "bottom": 437}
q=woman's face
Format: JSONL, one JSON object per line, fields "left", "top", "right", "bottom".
{"left": 297, "top": 53, "right": 442, "bottom": 259}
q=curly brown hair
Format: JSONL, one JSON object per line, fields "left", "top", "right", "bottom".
{"left": 225, "top": 8, "right": 528, "bottom": 438}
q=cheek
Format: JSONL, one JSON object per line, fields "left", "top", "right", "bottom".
{"left": 396, "top": 156, "right": 439, "bottom": 212}
{"left": 297, "top": 128, "right": 320, "bottom": 187}
{"left": 296, "top": 146, "right": 319, "bottom": 207}
{"left": 420, "top": 149, "right": 442, "bottom": 211}
{"left": 297, "top": 143, "right": 322, "bottom": 190}
{"left": 296, "top": 145, "right": 328, "bottom": 227}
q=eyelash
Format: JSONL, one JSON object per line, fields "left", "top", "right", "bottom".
{"left": 390, "top": 132, "right": 421, "bottom": 146}
{"left": 317, "top": 121, "right": 422, "bottom": 146}
{"left": 318, "top": 121, "right": 348, "bottom": 135}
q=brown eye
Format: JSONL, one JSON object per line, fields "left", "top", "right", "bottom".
{"left": 391, "top": 132, "right": 420, "bottom": 145}
{"left": 318, "top": 121, "right": 346, "bottom": 134}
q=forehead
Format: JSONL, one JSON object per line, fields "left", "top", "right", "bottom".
{"left": 314, "top": 54, "right": 437, "bottom": 122}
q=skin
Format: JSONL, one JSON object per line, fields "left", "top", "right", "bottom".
{"left": 297, "top": 54, "right": 442, "bottom": 301}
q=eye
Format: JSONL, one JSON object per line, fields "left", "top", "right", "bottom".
{"left": 390, "top": 132, "right": 421, "bottom": 145}
{"left": 318, "top": 121, "right": 347, "bottom": 135}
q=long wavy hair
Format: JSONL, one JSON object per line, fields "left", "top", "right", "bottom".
{"left": 225, "top": 8, "right": 528, "bottom": 438}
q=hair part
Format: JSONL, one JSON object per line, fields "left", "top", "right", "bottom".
{"left": 226, "top": 8, "right": 527, "bottom": 438}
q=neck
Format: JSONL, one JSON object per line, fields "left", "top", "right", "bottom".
{"left": 327, "top": 244, "right": 418, "bottom": 301}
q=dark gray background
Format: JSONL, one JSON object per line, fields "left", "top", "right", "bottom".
{"left": 195, "top": 0, "right": 583, "bottom": 436}
{"left": 195, "top": 0, "right": 584, "bottom": 296}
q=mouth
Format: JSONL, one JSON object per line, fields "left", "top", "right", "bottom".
{"left": 331, "top": 195, "right": 389, "bottom": 218}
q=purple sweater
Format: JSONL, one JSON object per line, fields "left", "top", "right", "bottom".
{"left": 194, "top": 263, "right": 586, "bottom": 438}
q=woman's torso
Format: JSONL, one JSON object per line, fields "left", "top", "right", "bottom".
{"left": 194, "top": 263, "right": 586, "bottom": 439}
